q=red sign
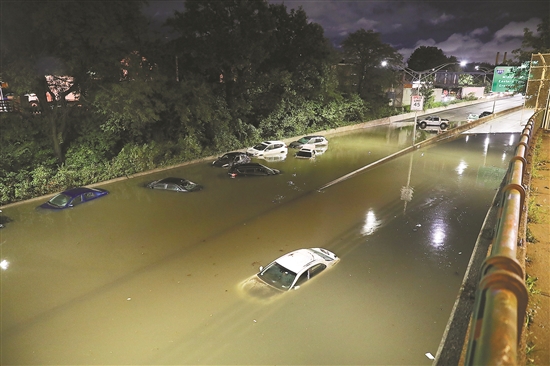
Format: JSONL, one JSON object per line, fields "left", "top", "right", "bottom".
{"left": 411, "top": 95, "right": 423, "bottom": 111}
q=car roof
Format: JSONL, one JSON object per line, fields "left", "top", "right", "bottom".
{"left": 275, "top": 249, "right": 323, "bottom": 273}
{"left": 234, "top": 163, "right": 266, "bottom": 168}
{"left": 157, "top": 177, "right": 189, "bottom": 184}
{"left": 59, "top": 187, "right": 99, "bottom": 198}
{"left": 303, "top": 135, "right": 324, "bottom": 139}
{"left": 223, "top": 152, "right": 245, "bottom": 156}
{"left": 263, "top": 140, "right": 284, "bottom": 144}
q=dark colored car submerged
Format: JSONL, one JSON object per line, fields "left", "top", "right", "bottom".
{"left": 212, "top": 152, "right": 251, "bottom": 168}
{"left": 39, "top": 187, "right": 109, "bottom": 210}
{"left": 0, "top": 210, "right": 12, "bottom": 228}
{"left": 228, "top": 163, "right": 280, "bottom": 178}
{"left": 146, "top": 177, "right": 203, "bottom": 192}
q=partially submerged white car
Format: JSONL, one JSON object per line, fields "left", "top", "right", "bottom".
{"left": 295, "top": 145, "right": 316, "bottom": 159}
{"left": 246, "top": 141, "right": 288, "bottom": 158}
{"left": 256, "top": 248, "right": 339, "bottom": 291}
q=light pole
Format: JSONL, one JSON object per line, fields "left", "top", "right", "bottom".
{"left": 381, "top": 61, "right": 467, "bottom": 145}
{"left": 475, "top": 65, "right": 494, "bottom": 88}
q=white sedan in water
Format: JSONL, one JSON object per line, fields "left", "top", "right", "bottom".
{"left": 246, "top": 141, "right": 288, "bottom": 158}
{"left": 256, "top": 248, "right": 339, "bottom": 291}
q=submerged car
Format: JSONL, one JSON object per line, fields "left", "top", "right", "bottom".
{"left": 255, "top": 248, "right": 340, "bottom": 291}
{"left": 146, "top": 177, "right": 203, "bottom": 192}
{"left": 295, "top": 146, "right": 316, "bottom": 159}
{"left": 246, "top": 141, "right": 288, "bottom": 158}
{"left": 289, "top": 135, "right": 328, "bottom": 149}
{"left": 479, "top": 111, "right": 493, "bottom": 118}
{"left": 258, "top": 152, "right": 287, "bottom": 162}
{"left": 39, "top": 187, "right": 109, "bottom": 210}
{"left": 212, "top": 152, "right": 251, "bottom": 168}
{"left": 228, "top": 163, "right": 280, "bottom": 178}
{"left": 467, "top": 113, "right": 479, "bottom": 122}
{"left": 0, "top": 210, "right": 12, "bottom": 228}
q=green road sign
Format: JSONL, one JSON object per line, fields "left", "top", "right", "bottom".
{"left": 491, "top": 66, "right": 515, "bottom": 92}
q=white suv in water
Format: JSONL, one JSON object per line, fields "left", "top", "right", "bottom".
{"left": 246, "top": 140, "right": 288, "bottom": 157}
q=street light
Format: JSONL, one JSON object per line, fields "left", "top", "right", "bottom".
{"left": 405, "top": 61, "right": 467, "bottom": 93}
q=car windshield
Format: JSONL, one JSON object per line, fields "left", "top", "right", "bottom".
{"left": 259, "top": 262, "right": 297, "bottom": 290}
{"left": 182, "top": 181, "right": 198, "bottom": 190}
{"left": 252, "top": 143, "right": 268, "bottom": 151}
{"left": 48, "top": 193, "right": 71, "bottom": 207}
{"left": 296, "top": 151, "right": 313, "bottom": 158}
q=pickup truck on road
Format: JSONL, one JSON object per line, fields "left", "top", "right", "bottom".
{"left": 417, "top": 115, "right": 449, "bottom": 130}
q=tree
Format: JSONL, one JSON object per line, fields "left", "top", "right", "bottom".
{"left": 507, "top": 16, "right": 550, "bottom": 94}
{"left": 513, "top": 15, "right": 550, "bottom": 63}
{"left": 1, "top": 0, "right": 151, "bottom": 163}
{"left": 165, "top": 0, "right": 337, "bottom": 134}
{"left": 407, "top": 46, "right": 459, "bottom": 72}
{"left": 340, "top": 29, "right": 403, "bottom": 105}
{"left": 165, "top": 0, "right": 274, "bottom": 116}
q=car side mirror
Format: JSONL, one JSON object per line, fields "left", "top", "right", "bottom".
{"left": 293, "top": 286, "right": 300, "bottom": 290}
{"left": 259, "top": 266, "right": 263, "bottom": 272}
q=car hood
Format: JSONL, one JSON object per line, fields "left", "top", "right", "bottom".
{"left": 241, "top": 275, "right": 284, "bottom": 301}
{"left": 38, "top": 201, "right": 64, "bottom": 210}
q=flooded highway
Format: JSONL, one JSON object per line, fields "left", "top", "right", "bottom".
{"left": 0, "top": 122, "right": 521, "bottom": 364}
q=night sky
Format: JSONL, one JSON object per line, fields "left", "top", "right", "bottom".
{"left": 144, "top": 0, "right": 549, "bottom": 64}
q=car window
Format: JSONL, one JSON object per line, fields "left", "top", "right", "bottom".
{"left": 166, "top": 184, "right": 179, "bottom": 191}
{"left": 72, "top": 195, "right": 83, "bottom": 206}
{"left": 253, "top": 144, "right": 267, "bottom": 151}
{"left": 259, "top": 263, "right": 297, "bottom": 290}
{"left": 153, "top": 183, "right": 166, "bottom": 190}
{"left": 309, "top": 264, "right": 327, "bottom": 278}
{"left": 294, "top": 271, "right": 309, "bottom": 287}
{"left": 49, "top": 193, "right": 71, "bottom": 208}
{"left": 83, "top": 192, "right": 95, "bottom": 200}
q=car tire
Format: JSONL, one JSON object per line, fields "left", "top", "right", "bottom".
{"left": 420, "top": 122, "right": 427, "bottom": 129}
{"left": 440, "top": 123, "right": 448, "bottom": 129}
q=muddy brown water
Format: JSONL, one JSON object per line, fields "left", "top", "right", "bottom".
{"left": 0, "top": 126, "right": 519, "bottom": 364}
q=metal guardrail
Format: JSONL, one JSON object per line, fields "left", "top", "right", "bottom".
{"left": 463, "top": 117, "right": 538, "bottom": 365}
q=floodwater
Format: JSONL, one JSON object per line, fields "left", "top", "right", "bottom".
{"left": 0, "top": 125, "right": 519, "bottom": 365}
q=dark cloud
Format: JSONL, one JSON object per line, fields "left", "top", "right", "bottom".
{"left": 143, "top": 0, "right": 549, "bottom": 64}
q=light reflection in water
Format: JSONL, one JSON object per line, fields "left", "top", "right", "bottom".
{"left": 483, "top": 135, "right": 490, "bottom": 155}
{"left": 430, "top": 218, "right": 447, "bottom": 248}
{"left": 455, "top": 160, "right": 468, "bottom": 175}
{"left": 508, "top": 134, "right": 515, "bottom": 146}
{"left": 361, "top": 209, "right": 380, "bottom": 236}
{"left": 0, "top": 259, "right": 9, "bottom": 270}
